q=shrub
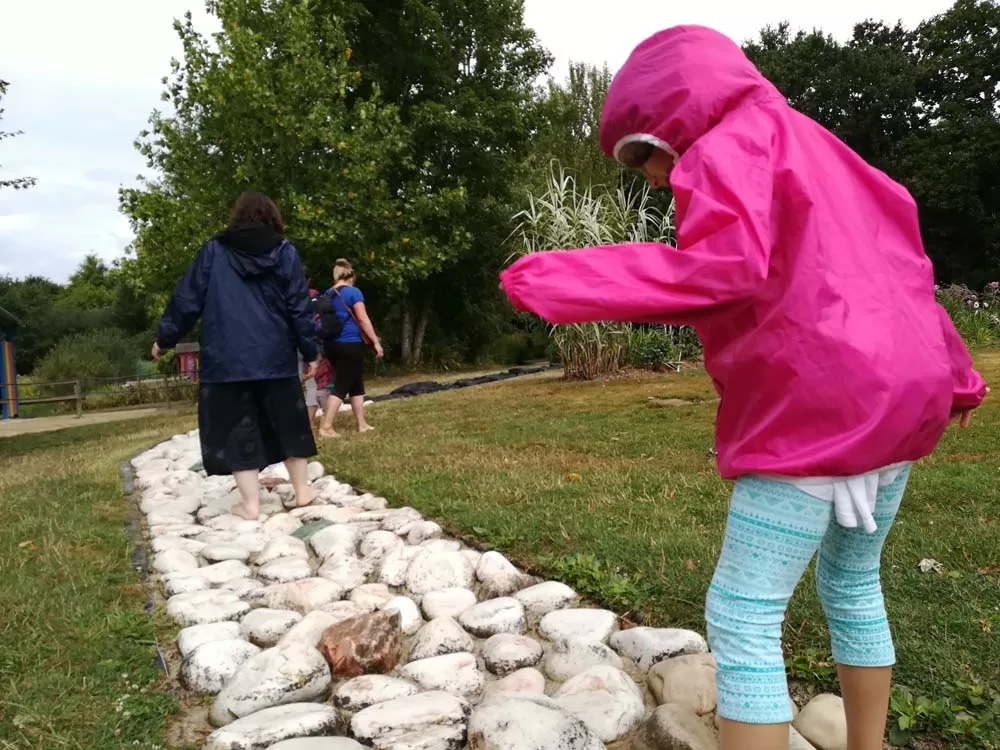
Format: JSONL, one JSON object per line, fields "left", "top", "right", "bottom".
{"left": 937, "top": 282, "right": 1000, "bottom": 346}
{"left": 512, "top": 167, "right": 693, "bottom": 379}
{"left": 33, "top": 328, "right": 142, "bottom": 385}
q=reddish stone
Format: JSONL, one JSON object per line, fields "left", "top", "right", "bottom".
{"left": 319, "top": 610, "right": 402, "bottom": 678}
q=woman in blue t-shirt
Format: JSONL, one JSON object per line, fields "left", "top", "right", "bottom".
{"left": 318, "top": 258, "right": 383, "bottom": 438}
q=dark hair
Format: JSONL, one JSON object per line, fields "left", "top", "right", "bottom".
{"left": 618, "top": 141, "right": 655, "bottom": 170}
{"left": 228, "top": 191, "right": 285, "bottom": 233}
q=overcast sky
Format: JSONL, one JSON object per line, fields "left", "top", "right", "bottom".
{"left": 0, "top": 0, "right": 954, "bottom": 283}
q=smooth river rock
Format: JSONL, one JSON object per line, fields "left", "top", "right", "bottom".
{"left": 538, "top": 609, "right": 619, "bottom": 645}
{"left": 481, "top": 634, "right": 543, "bottom": 676}
{"left": 610, "top": 627, "right": 709, "bottom": 672}
{"left": 467, "top": 693, "right": 606, "bottom": 750}
{"left": 351, "top": 691, "right": 471, "bottom": 750}
{"left": 204, "top": 703, "right": 341, "bottom": 750}
{"left": 553, "top": 666, "right": 645, "bottom": 743}
{"left": 181, "top": 639, "right": 261, "bottom": 694}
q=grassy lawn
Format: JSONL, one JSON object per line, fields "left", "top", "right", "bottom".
{"left": 0, "top": 412, "right": 195, "bottom": 750}
{"left": 320, "top": 353, "right": 1000, "bottom": 746}
{"left": 0, "top": 353, "right": 996, "bottom": 748}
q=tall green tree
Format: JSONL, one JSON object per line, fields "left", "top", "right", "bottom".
{"left": 529, "top": 62, "right": 622, "bottom": 190}
{"left": 340, "top": 0, "right": 551, "bottom": 363}
{"left": 121, "top": 0, "right": 464, "bottom": 310}
{"left": 744, "top": 2, "right": 1000, "bottom": 287}
{"left": 0, "top": 79, "right": 35, "bottom": 191}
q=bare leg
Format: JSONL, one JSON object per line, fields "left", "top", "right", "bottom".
{"left": 838, "top": 665, "right": 892, "bottom": 750}
{"left": 231, "top": 469, "right": 261, "bottom": 520}
{"left": 350, "top": 395, "right": 373, "bottom": 432}
{"left": 319, "top": 394, "right": 344, "bottom": 438}
{"left": 718, "top": 719, "right": 789, "bottom": 750}
{"left": 307, "top": 405, "right": 318, "bottom": 427}
{"left": 284, "top": 456, "right": 315, "bottom": 507}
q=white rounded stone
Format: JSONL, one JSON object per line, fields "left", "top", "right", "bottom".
{"left": 360, "top": 530, "right": 405, "bottom": 563}
{"left": 609, "top": 627, "right": 708, "bottom": 672}
{"left": 307, "top": 461, "right": 325, "bottom": 481}
{"left": 153, "top": 548, "right": 200, "bottom": 575}
{"left": 177, "top": 621, "right": 242, "bottom": 658}
{"left": 334, "top": 675, "right": 421, "bottom": 713}
{"left": 409, "top": 617, "right": 475, "bottom": 662}
{"left": 263, "top": 514, "right": 304, "bottom": 536}
{"left": 254, "top": 536, "right": 309, "bottom": 565}
{"left": 219, "top": 577, "right": 266, "bottom": 600}
{"left": 476, "top": 551, "right": 532, "bottom": 597}
{"left": 468, "top": 693, "right": 605, "bottom": 750}
{"left": 420, "top": 538, "right": 463, "bottom": 553}
{"left": 485, "top": 668, "right": 547, "bottom": 698}
{"left": 539, "top": 609, "right": 619, "bottom": 645}
{"left": 351, "top": 691, "right": 470, "bottom": 750}
{"left": 209, "top": 643, "right": 332, "bottom": 727}
{"left": 459, "top": 598, "right": 527, "bottom": 638}
{"left": 381, "top": 596, "right": 422, "bottom": 636}
{"left": 205, "top": 703, "right": 341, "bottom": 750}
{"left": 405, "top": 551, "right": 474, "bottom": 596}
{"left": 406, "top": 521, "right": 443, "bottom": 545}
{"left": 420, "top": 588, "right": 478, "bottom": 620}
{"left": 399, "top": 652, "right": 485, "bottom": 698}
{"left": 163, "top": 573, "right": 211, "bottom": 597}
{"left": 378, "top": 547, "right": 425, "bottom": 587}
{"left": 277, "top": 610, "right": 342, "bottom": 649}
{"left": 258, "top": 556, "right": 313, "bottom": 584}
{"left": 553, "top": 666, "right": 645, "bottom": 743}
{"left": 349, "top": 583, "right": 394, "bottom": 612}
{"left": 201, "top": 543, "right": 252, "bottom": 564}
{"left": 544, "top": 637, "right": 625, "bottom": 682}
{"left": 259, "top": 579, "right": 344, "bottom": 613}
{"left": 310, "top": 524, "right": 362, "bottom": 560}
{"left": 269, "top": 739, "right": 364, "bottom": 750}
{"left": 151, "top": 536, "right": 206, "bottom": 556}
{"left": 482, "top": 634, "right": 544, "bottom": 676}
{"left": 199, "top": 560, "right": 253, "bottom": 586}
{"left": 514, "top": 581, "right": 577, "bottom": 622}
{"left": 168, "top": 590, "right": 251, "bottom": 626}
{"left": 317, "top": 555, "right": 372, "bottom": 593}
{"left": 147, "top": 511, "right": 196, "bottom": 526}
{"left": 240, "top": 609, "right": 303, "bottom": 647}
{"left": 181, "top": 639, "right": 261, "bottom": 694}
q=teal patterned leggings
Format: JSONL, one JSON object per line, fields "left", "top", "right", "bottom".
{"left": 706, "top": 468, "right": 909, "bottom": 724}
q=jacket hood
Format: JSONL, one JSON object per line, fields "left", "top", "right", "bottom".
{"left": 599, "top": 26, "right": 781, "bottom": 161}
{"left": 215, "top": 223, "right": 286, "bottom": 279}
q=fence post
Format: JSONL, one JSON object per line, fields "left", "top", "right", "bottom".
{"left": 74, "top": 380, "right": 83, "bottom": 418}
{"left": 163, "top": 375, "right": 172, "bottom": 410}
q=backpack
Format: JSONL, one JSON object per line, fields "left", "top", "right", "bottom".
{"left": 313, "top": 292, "right": 344, "bottom": 344}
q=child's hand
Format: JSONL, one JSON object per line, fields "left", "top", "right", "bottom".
{"left": 952, "top": 387, "right": 990, "bottom": 428}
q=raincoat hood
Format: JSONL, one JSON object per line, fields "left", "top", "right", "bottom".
{"left": 599, "top": 26, "right": 781, "bottom": 161}
{"left": 215, "top": 223, "right": 286, "bottom": 280}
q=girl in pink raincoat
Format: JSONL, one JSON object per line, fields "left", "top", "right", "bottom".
{"left": 501, "top": 26, "right": 988, "bottom": 750}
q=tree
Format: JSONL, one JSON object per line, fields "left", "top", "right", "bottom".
{"left": 744, "top": 4, "right": 1000, "bottom": 287}
{"left": 340, "top": 0, "right": 551, "bottom": 364}
{"left": 529, "top": 62, "right": 623, "bottom": 190}
{"left": 122, "top": 0, "right": 463, "bottom": 307}
{"left": 0, "top": 79, "right": 36, "bottom": 191}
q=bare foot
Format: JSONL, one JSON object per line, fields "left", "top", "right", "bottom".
{"left": 358, "top": 425, "right": 375, "bottom": 434}
{"left": 318, "top": 429, "right": 341, "bottom": 439}
{"left": 230, "top": 504, "right": 260, "bottom": 521}
{"left": 296, "top": 488, "right": 319, "bottom": 508}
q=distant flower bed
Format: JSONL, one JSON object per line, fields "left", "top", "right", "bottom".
{"left": 937, "top": 282, "right": 1000, "bottom": 346}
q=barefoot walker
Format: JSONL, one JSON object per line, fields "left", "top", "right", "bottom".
{"left": 500, "top": 26, "right": 989, "bottom": 750}
{"left": 154, "top": 192, "right": 319, "bottom": 520}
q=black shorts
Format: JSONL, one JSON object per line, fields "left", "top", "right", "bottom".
{"left": 327, "top": 342, "right": 366, "bottom": 400}
{"left": 198, "top": 378, "right": 317, "bottom": 476}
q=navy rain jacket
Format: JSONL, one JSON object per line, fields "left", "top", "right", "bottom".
{"left": 156, "top": 224, "right": 319, "bottom": 383}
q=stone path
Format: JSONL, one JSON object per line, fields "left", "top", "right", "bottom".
{"left": 134, "top": 431, "right": 848, "bottom": 750}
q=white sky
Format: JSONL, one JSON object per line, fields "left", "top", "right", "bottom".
{"left": 0, "top": 0, "right": 954, "bottom": 283}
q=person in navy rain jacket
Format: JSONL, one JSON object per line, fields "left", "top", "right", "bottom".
{"left": 153, "top": 191, "right": 319, "bottom": 519}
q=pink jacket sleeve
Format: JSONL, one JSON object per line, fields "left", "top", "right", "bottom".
{"left": 500, "top": 132, "right": 773, "bottom": 326}
{"left": 937, "top": 306, "right": 989, "bottom": 411}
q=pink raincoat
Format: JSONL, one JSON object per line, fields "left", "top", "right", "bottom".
{"left": 501, "top": 26, "right": 987, "bottom": 479}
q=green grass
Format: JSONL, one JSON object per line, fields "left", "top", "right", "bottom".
{"left": 0, "top": 413, "right": 195, "bottom": 750}
{"left": 318, "top": 354, "right": 1000, "bottom": 747}
{"left": 0, "top": 355, "right": 997, "bottom": 747}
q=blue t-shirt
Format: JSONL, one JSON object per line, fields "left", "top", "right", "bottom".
{"left": 329, "top": 285, "right": 365, "bottom": 343}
